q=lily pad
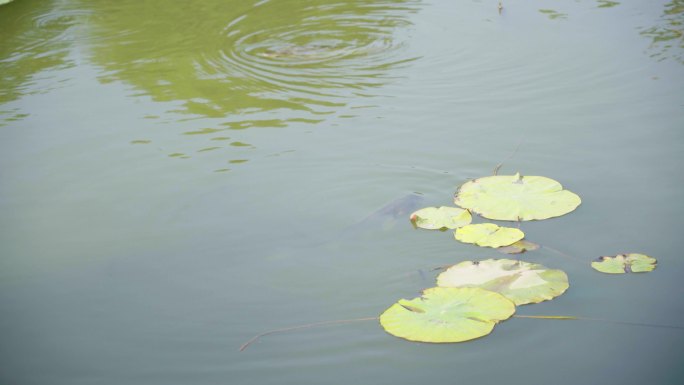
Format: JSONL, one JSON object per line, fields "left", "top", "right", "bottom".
{"left": 436, "top": 259, "right": 569, "bottom": 305}
{"left": 380, "top": 287, "right": 515, "bottom": 343}
{"left": 498, "top": 240, "right": 540, "bottom": 254}
{"left": 591, "top": 253, "right": 657, "bottom": 274}
{"left": 454, "top": 223, "right": 524, "bottom": 248}
{"left": 410, "top": 206, "right": 472, "bottom": 230}
{"left": 454, "top": 173, "right": 581, "bottom": 221}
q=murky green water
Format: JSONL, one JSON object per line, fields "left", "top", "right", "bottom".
{"left": 1, "top": 0, "right": 683, "bottom": 384}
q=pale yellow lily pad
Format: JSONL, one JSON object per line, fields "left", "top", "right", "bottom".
{"left": 591, "top": 253, "right": 657, "bottom": 274}
{"left": 380, "top": 287, "right": 515, "bottom": 343}
{"left": 454, "top": 173, "right": 581, "bottom": 221}
{"left": 437, "top": 259, "right": 569, "bottom": 305}
{"left": 410, "top": 206, "right": 472, "bottom": 230}
{"left": 454, "top": 223, "right": 524, "bottom": 248}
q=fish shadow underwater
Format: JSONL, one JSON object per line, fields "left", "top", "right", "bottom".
{"left": 333, "top": 192, "right": 425, "bottom": 243}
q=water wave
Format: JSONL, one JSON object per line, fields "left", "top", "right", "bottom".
{"left": 75, "top": 0, "right": 421, "bottom": 121}
{"left": 0, "top": 0, "right": 81, "bottom": 104}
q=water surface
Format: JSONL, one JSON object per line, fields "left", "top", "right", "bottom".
{"left": 1, "top": 1, "right": 683, "bottom": 384}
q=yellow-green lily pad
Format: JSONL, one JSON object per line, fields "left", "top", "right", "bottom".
{"left": 498, "top": 240, "right": 540, "bottom": 254}
{"left": 591, "top": 253, "right": 657, "bottom": 274}
{"left": 410, "top": 206, "right": 472, "bottom": 230}
{"left": 454, "top": 173, "right": 581, "bottom": 221}
{"left": 380, "top": 287, "right": 515, "bottom": 343}
{"left": 437, "top": 259, "right": 569, "bottom": 305}
{"left": 454, "top": 223, "right": 524, "bottom": 248}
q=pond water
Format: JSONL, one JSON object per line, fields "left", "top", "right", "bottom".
{"left": 1, "top": 0, "right": 683, "bottom": 384}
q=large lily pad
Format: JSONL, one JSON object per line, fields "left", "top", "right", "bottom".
{"left": 591, "top": 253, "right": 657, "bottom": 274}
{"left": 436, "top": 259, "right": 569, "bottom": 305}
{"left": 380, "top": 287, "right": 515, "bottom": 343}
{"left": 410, "top": 206, "right": 472, "bottom": 230}
{"left": 454, "top": 173, "right": 581, "bottom": 221}
{"left": 454, "top": 223, "right": 524, "bottom": 248}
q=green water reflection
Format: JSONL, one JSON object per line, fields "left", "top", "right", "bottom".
{"left": 76, "top": 0, "right": 420, "bottom": 125}
{"left": 0, "top": 0, "right": 75, "bottom": 122}
{"left": 597, "top": 1, "right": 620, "bottom": 8}
{"left": 642, "top": 0, "right": 684, "bottom": 64}
{"left": 539, "top": 9, "right": 568, "bottom": 20}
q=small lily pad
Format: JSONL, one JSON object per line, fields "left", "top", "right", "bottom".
{"left": 437, "top": 259, "right": 569, "bottom": 305}
{"left": 454, "top": 173, "right": 581, "bottom": 221}
{"left": 454, "top": 223, "right": 524, "bottom": 248}
{"left": 591, "top": 253, "right": 657, "bottom": 274}
{"left": 498, "top": 240, "right": 540, "bottom": 254}
{"left": 379, "top": 287, "right": 515, "bottom": 343}
{"left": 410, "top": 206, "right": 472, "bottom": 230}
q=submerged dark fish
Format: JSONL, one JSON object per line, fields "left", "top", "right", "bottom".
{"left": 339, "top": 193, "right": 425, "bottom": 240}
{"left": 360, "top": 193, "right": 424, "bottom": 225}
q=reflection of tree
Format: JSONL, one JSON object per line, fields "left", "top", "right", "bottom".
{"left": 641, "top": 0, "right": 684, "bottom": 64}
{"left": 78, "top": 0, "right": 419, "bottom": 124}
{"left": 0, "top": 0, "right": 74, "bottom": 106}
{"left": 596, "top": 1, "right": 619, "bottom": 8}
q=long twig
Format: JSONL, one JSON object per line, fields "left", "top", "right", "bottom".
{"left": 542, "top": 245, "right": 587, "bottom": 264}
{"left": 575, "top": 317, "right": 684, "bottom": 330}
{"left": 514, "top": 315, "right": 577, "bottom": 320}
{"left": 515, "top": 315, "right": 684, "bottom": 330}
{"left": 240, "top": 313, "right": 684, "bottom": 351}
{"left": 493, "top": 140, "right": 524, "bottom": 175}
{"left": 239, "top": 317, "right": 378, "bottom": 351}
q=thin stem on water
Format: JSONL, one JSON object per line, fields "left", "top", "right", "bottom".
{"left": 239, "top": 317, "right": 379, "bottom": 351}
{"left": 240, "top": 313, "right": 684, "bottom": 352}
{"left": 493, "top": 140, "right": 524, "bottom": 175}
{"left": 514, "top": 315, "right": 577, "bottom": 320}
{"left": 542, "top": 245, "right": 586, "bottom": 264}
{"left": 515, "top": 314, "right": 684, "bottom": 330}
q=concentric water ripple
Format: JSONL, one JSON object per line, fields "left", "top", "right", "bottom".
{"left": 72, "top": 0, "right": 421, "bottom": 123}
{"left": 0, "top": 0, "right": 85, "bottom": 104}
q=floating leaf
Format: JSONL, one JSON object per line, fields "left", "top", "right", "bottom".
{"left": 454, "top": 173, "right": 581, "bottom": 221}
{"left": 410, "top": 206, "right": 472, "bottom": 230}
{"left": 498, "top": 240, "right": 540, "bottom": 254}
{"left": 437, "top": 259, "right": 569, "bottom": 305}
{"left": 380, "top": 287, "right": 515, "bottom": 343}
{"left": 454, "top": 223, "right": 524, "bottom": 248}
{"left": 591, "top": 253, "right": 657, "bottom": 274}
